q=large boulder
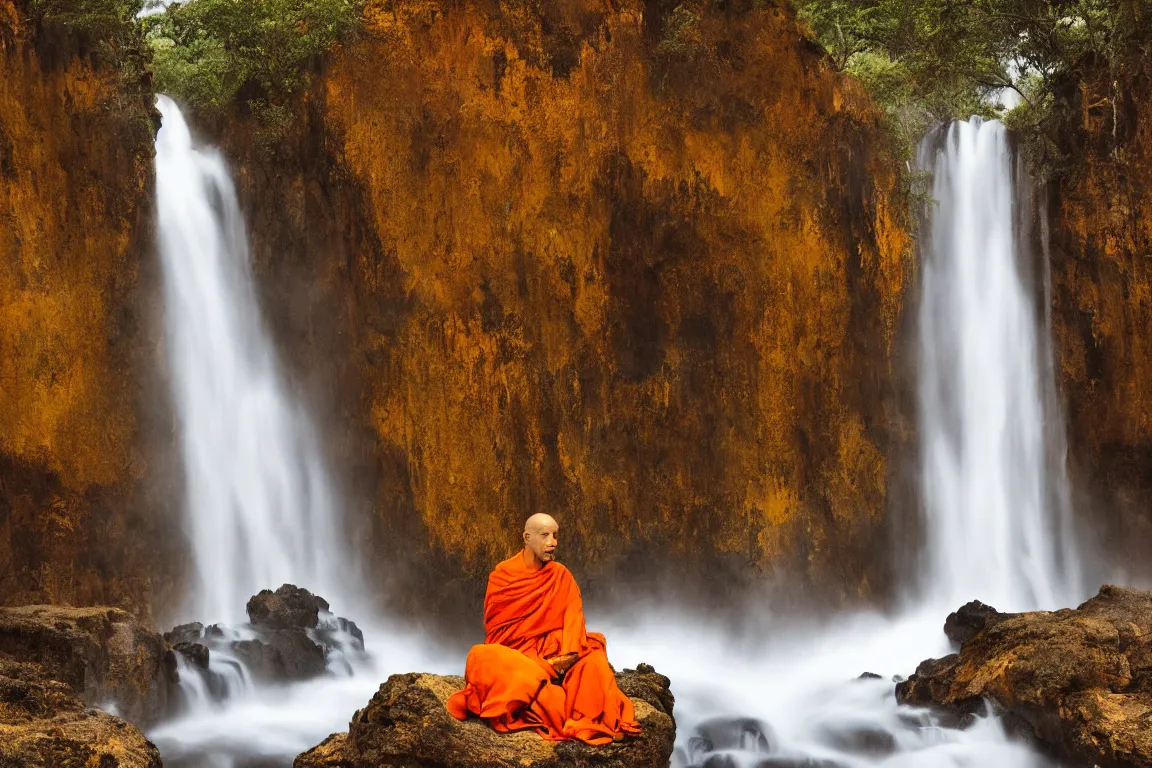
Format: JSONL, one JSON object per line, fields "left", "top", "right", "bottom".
{"left": 0, "top": 605, "right": 170, "bottom": 726}
{"left": 896, "top": 585, "right": 1152, "bottom": 768}
{"left": 294, "top": 664, "right": 676, "bottom": 768}
{"left": 0, "top": 655, "right": 162, "bottom": 768}
{"left": 247, "top": 584, "right": 330, "bottom": 630}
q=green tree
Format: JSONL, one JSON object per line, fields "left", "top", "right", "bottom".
{"left": 145, "top": 0, "right": 361, "bottom": 114}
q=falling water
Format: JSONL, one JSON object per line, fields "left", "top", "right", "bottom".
{"left": 146, "top": 106, "right": 1081, "bottom": 767}
{"left": 917, "top": 117, "right": 1081, "bottom": 612}
{"left": 154, "top": 96, "right": 348, "bottom": 625}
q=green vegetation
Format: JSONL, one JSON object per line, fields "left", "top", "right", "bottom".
{"left": 144, "top": 0, "right": 361, "bottom": 116}
{"left": 795, "top": 0, "right": 1151, "bottom": 174}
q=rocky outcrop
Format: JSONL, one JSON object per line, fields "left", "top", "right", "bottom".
{"left": 165, "top": 585, "right": 365, "bottom": 689}
{"left": 247, "top": 584, "right": 330, "bottom": 629}
{"left": 0, "top": 0, "right": 181, "bottom": 617}
{"left": 0, "top": 604, "right": 170, "bottom": 726}
{"left": 209, "top": 0, "right": 915, "bottom": 621}
{"left": 896, "top": 585, "right": 1152, "bottom": 768}
{"left": 294, "top": 665, "right": 675, "bottom": 768}
{"left": 0, "top": 656, "right": 162, "bottom": 768}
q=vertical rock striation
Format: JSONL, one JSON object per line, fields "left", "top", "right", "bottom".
{"left": 0, "top": 0, "right": 178, "bottom": 614}
{"left": 215, "top": 0, "right": 914, "bottom": 617}
{"left": 1049, "top": 59, "right": 1152, "bottom": 575}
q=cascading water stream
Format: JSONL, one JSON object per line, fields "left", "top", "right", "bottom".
{"left": 917, "top": 118, "right": 1081, "bottom": 613}
{"left": 154, "top": 95, "right": 349, "bottom": 625}
{"left": 146, "top": 105, "right": 1083, "bottom": 767}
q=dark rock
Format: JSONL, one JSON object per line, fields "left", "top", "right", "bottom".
{"left": 0, "top": 654, "right": 162, "bottom": 767}
{"left": 702, "top": 755, "right": 738, "bottom": 768}
{"left": 172, "top": 641, "right": 210, "bottom": 670}
{"left": 943, "top": 600, "right": 1009, "bottom": 646}
{"left": 294, "top": 668, "right": 675, "bottom": 768}
{"left": 692, "top": 716, "right": 775, "bottom": 753}
{"left": 817, "top": 723, "right": 897, "bottom": 757}
{"left": 247, "top": 584, "right": 330, "bottom": 630}
{"left": 314, "top": 614, "right": 366, "bottom": 652}
{"left": 0, "top": 604, "right": 170, "bottom": 726}
{"left": 233, "top": 630, "right": 325, "bottom": 683}
{"left": 754, "top": 759, "right": 847, "bottom": 768}
{"left": 897, "top": 585, "right": 1152, "bottom": 768}
{"left": 164, "top": 621, "right": 205, "bottom": 646}
{"left": 856, "top": 671, "right": 882, "bottom": 680}
{"left": 617, "top": 663, "right": 675, "bottom": 717}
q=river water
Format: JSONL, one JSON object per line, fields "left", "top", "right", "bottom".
{"left": 151, "top": 101, "right": 1086, "bottom": 767}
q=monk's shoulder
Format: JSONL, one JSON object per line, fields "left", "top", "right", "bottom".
{"left": 488, "top": 553, "right": 522, "bottom": 582}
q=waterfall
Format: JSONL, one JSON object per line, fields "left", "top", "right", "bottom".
{"left": 154, "top": 96, "right": 347, "bottom": 624}
{"left": 916, "top": 117, "right": 1081, "bottom": 611}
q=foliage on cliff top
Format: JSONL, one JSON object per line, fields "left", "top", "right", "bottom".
{"left": 27, "top": 0, "right": 155, "bottom": 127}
{"left": 145, "top": 0, "right": 361, "bottom": 116}
{"left": 796, "top": 0, "right": 1151, "bottom": 175}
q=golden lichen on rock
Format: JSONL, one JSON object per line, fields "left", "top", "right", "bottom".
{"left": 213, "top": 0, "right": 913, "bottom": 609}
{"left": 0, "top": 0, "right": 166, "bottom": 613}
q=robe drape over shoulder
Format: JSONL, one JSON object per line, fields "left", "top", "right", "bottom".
{"left": 446, "top": 553, "right": 641, "bottom": 744}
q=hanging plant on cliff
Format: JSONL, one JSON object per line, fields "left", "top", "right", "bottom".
{"left": 144, "top": 0, "right": 362, "bottom": 115}
{"left": 796, "top": 0, "right": 1150, "bottom": 176}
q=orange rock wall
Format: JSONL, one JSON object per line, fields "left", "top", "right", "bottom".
{"left": 219, "top": 0, "right": 915, "bottom": 615}
{"left": 1051, "top": 67, "right": 1152, "bottom": 570}
{"left": 0, "top": 0, "right": 177, "bottom": 614}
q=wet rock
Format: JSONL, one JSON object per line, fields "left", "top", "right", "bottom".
{"left": 247, "top": 584, "right": 330, "bottom": 630}
{"left": 701, "top": 755, "right": 739, "bottom": 768}
{"left": 232, "top": 629, "right": 326, "bottom": 683}
{"left": 171, "top": 641, "right": 210, "bottom": 670}
{"left": 817, "top": 723, "right": 897, "bottom": 757}
{"left": 314, "top": 614, "right": 366, "bottom": 653}
{"left": 691, "top": 716, "right": 775, "bottom": 753}
{"left": 942, "top": 600, "right": 1009, "bottom": 646}
{"left": 0, "top": 604, "right": 170, "bottom": 726}
{"left": 0, "top": 655, "right": 162, "bottom": 767}
{"left": 897, "top": 585, "right": 1152, "bottom": 768}
{"left": 293, "top": 667, "right": 675, "bottom": 768}
{"left": 164, "top": 621, "right": 205, "bottom": 646}
{"left": 754, "top": 759, "right": 847, "bottom": 768}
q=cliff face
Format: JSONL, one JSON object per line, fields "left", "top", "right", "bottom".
{"left": 1049, "top": 64, "right": 1152, "bottom": 573}
{"left": 0, "top": 1, "right": 178, "bottom": 613}
{"left": 216, "top": 0, "right": 914, "bottom": 615}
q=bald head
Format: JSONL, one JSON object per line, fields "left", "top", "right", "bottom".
{"left": 522, "top": 513, "right": 559, "bottom": 568}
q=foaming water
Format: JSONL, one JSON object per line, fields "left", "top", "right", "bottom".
{"left": 147, "top": 108, "right": 1078, "bottom": 767}
{"left": 155, "top": 95, "right": 353, "bottom": 625}
{"left": 608, "top": 608, "right": 1048, "bottom": 767}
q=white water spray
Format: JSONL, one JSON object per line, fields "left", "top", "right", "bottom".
{"left": 917, "top": 118, "right": 1081, "bottom": 612}
{"left": 146, "top": 108, "right": 1082, "bottom": 768}
{"left": 154, "top": 96, "right": 348, "bottom": 624}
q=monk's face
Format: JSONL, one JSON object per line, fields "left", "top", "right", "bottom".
{"left": 523, "top": 514, "right": 559, "bottom": 564}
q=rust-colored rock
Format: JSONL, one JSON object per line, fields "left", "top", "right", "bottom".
{"left": 1049, "top": 59, "right": 1152, "bottom": 575}
{"left": 897, "top": 585, "right": 1152, "bottom": 768}
{"left": 210, "top": 0, "right": 914, "bottom": 619}
{"left": 293, "top": 665, "right": 675, "bottom": 768}
{"left": 0, "top": 0, "right": 180, "bottom": 616}
{"left": 0, "top": 604, "right": 170, "bottom": 726}
{"left": 0, "top": 655, "right": 162, "bottom": 768}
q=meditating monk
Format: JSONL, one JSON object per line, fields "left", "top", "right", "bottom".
{"left": 446, "top": 513, "right": 641, "bottom": 745}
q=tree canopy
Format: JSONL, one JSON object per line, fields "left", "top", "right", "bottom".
{"left": 796, "top": 0, "right": 1151, "bottom": 169}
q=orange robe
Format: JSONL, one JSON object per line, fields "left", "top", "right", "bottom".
{"left": 446, "top": 552, "right": 641, "bottom": 745}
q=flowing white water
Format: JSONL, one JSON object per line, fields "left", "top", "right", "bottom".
{"left": 917, "top": 117, "right": 1081, "bottom": 612}
{"left": 147, "top": 109, "right": 1081, "bottom": 768}
{"left": 155, "top": 96, "right": 351, "bottom": 625}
